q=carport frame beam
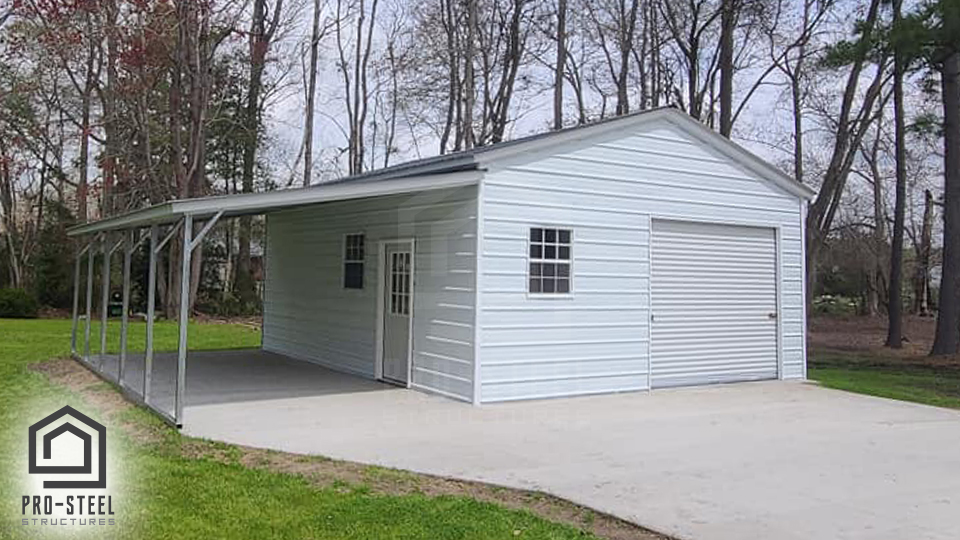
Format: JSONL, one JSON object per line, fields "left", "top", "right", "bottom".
{"left": 175, "top": 215, "right": 193, "bottom": 426}
{"left": 144, "top": 225, "right": 160, "bottom": 404}
{"left": 118, "top": 230, "right": 138, "bottom": 388}
{"left": 174, "top": 210, "right": 223, "bottom": 426}
{"left": 83, "top": 233, "right": 101, "bottom": 363}
{"left": 71, "top": 242, "right": 92, "bottom": 356}
{"left": 98, "top": 233, "right": 116, "bottom": 370}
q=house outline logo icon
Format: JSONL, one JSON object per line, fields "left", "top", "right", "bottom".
{"left": 28, "top": 405, "right": 106, "bottom": 489}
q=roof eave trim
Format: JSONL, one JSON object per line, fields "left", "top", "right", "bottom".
{"left": 68, "top": 204, "right": 177, "bottom": 237}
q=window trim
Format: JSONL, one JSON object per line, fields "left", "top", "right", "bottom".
{"left": 342, "top": 232, "right": 366, "bottom": 290}
{"left": 526, "top": 225, "right": 574, "bottom": 299}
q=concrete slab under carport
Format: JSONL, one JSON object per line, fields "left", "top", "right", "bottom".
{"left": 182, "top": 374, "right": 960, "bottom": 540}
{"left": 93, "top": 349, "right": 395, "bottom": 419}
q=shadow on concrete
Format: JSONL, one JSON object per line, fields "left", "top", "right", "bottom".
{"left": 96, "top": 349, "right": 390, "bottom": 408}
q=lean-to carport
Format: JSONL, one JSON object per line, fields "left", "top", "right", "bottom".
{"left": 67, "top": 170, "right": 480, "bottom": 427}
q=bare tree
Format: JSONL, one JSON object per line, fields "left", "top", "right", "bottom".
{"left": 766, "top": 0, "right": 833, "bottom": 184}
{"left": 583, "top": 0, "right": 641, "bottom": 117}
{"left": 335, "top": 0, "right": 380, "bottom": 174}
{"left": 303, "top": 0, "right": 332, "bottom": 186}
{"left": 659, "top": 0, "right": 723, "bottom": 121}
{"left": 805, "top": 0, "right": 887, "bottom": 305}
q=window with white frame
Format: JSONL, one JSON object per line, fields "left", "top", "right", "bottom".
{"left": 343, "top": 233, "right": 365, "bottom": 289}
{"left": 528, "top": 227, "right": 571, "bottom": 294}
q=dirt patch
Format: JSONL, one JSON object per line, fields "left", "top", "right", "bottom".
{"left": 39, "top": 307, "right": 72, "bottom": 319}
{"left": 30, "top": 359, "right": 168, "bottom": 445}
{"left": 191, "top": 313, "right": 262, "bottom": 330}
{"left": 809, "top": 315, "right": 960, "bottom": 369}
{"left": 809, "top": 315, "right": 937, "bottom": 356}
{"left": 33, "top": 357, "right": 669, "bottom": 540}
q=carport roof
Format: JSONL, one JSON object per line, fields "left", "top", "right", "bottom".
{"left": 69, "top": 107, "right": 814, "bottom": 237}
{"left": 67, "top": 169, "right": 482, "bottom": 236}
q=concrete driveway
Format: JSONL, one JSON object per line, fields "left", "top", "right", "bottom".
{"left": 182, "top": 363, "right": 960, "bottom": 540}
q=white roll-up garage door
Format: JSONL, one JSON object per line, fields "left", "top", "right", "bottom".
{"left": 650, "top": 219, "right": 778, "bottom": 388}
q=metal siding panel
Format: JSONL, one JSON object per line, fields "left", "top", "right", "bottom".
{"left": 650, "top": 219, "right": 779, "bottom": 388}
{"left": 262, "top": 185, "right": 477, "bottom": 402}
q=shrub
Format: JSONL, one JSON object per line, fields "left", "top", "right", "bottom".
{"left": 0, "top": 288, "right": 40, "bottom": 318}
{"left": 812, "top": 294, "right": 858, "bottom": 316}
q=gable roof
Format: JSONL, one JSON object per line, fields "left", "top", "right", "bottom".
{"left": 327, "top": 106, "right": 815, "bottom": 200}
{"left": 69, "top": 107, "right": 812, "bottom": 237}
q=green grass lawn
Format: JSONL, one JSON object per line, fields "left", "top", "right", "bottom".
{"left": 73, "top": 317, "right": 263, "bottom": 353}
{"left": 0, "top": 318, "right": 599, "bottom": 540}
{"left": 809, "top": 350, "right": 960, "bottom": 409}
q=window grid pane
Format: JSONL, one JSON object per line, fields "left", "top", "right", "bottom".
{"left": 344, "top": 234, "right": 365, "bottom": 289}
{"left": 528, "top": 227, "right": 571, "bottom": 294}
{"left": 389, "top": 251, "right": 411, "bottom": 315}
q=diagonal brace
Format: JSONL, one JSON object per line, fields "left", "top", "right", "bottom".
{"left": 154, "top": 220, "right": 183, "bottom": 254}
{"left": 188, "top": 211, "right": 224, "bottom": 251}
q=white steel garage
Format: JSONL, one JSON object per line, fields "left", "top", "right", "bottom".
{"left": 472, "top": 109, "right": 813, "bottom": 401}
{"left": 68, "top": 107, "right": 813, "bottom": 422}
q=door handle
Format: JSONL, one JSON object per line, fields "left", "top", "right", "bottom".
{"left": 768, "top": 312, "right": 778, "bottom": 319}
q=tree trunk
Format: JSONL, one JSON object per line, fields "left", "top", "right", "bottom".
{"left": 303, "top": 0, "right": 322, "bottom": 186}
{"left": 553, "top": 0, "right": 566, "bottom": 130}
{"left": 867, "top": 146, "right": 885, "bottom": 317}
{"left": 615, "top": 0, "right": 639, "bottom": 116}
{"left": 790, "top": 69, "right": 804, "bottom": 183}
{"left": 885, "top": 0, "right": 906, "bottom": 348}
{"left": 101, "top": 0, "right": 119, "bottom": 217}
{"left": 0, "top": 139, "right": 22, "bottom": 287}
{"left": 77, "top": 14, "right": 96, "bottom": 222}
{"left": 165, "top": 9, "right": 186, "bottom": 318}
{"left": 355, "top": 0, "right": 378, "bottom": 169}
{"left": 931, "top": 51, "right": 960, "bottom": 355}
{"left": 718, "top": 0, "right": 736, "bottom": 137}
{"left": 915, "top": 189, "right": 934, "bottom": 316}
{"left": 236, "top": 0, "right": 279, "bottom": 309}
{"left": 462, "top": 0, "right": 477, "bottom": 149}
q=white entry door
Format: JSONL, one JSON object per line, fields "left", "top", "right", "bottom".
{"left": 650, "top": 219, "right": 779, "bottom": 388}
{"left": 381, "top": 242, "right": 413, "bottom": 385}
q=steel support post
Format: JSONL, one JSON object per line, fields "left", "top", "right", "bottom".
{"left": 99, "top": 234, "right": 112, "bottom": 370}
{"left": 70, "top": 244, "right": 85, "bottom": 355}
{"left": 119, "top": 230, "right": 133, "bottom": 387}
{"left": 83, "top": 235, "right": 97, "bottom": 362}
{"left": 175, "top": 215, "right": 194, "bottom": 426}
{"left": 144, "top": 225, "right": 159, "bottom": 404}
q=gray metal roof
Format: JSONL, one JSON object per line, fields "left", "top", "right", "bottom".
{"left": 325, "top": 106, "right": 680, "bottom": 185}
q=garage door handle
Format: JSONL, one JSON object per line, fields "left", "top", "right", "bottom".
{"left": 768, "top": 312, "right": 778, "bottom": 319}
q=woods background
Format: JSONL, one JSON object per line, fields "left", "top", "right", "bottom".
{"left": 1, "top": 0, "right": 959, "bottom": 353}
